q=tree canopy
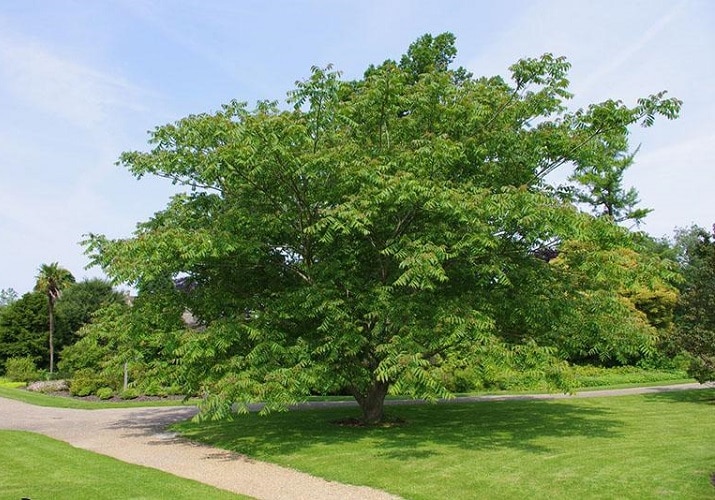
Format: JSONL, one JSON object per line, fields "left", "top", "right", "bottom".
{"left": 673, "top": 225, "right": 715, "bottom": 382}
{"left": 85, "top": 33, "right": 680, "bottom": 422}
{"left": 0, "top": 291, "right": 48, "bottom": 371}
{"left": 54, "top": 278, "right": 126, "bottom": 341}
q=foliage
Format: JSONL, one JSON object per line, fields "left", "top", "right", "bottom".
{"left": 0, "top": 279, "right": 122, "bottom": 376}
{"left": 0, "top": 431, "right": 245, "bottom": 499}
{"left": 568, "top": 148, "right": 651, "bottom": 224}
{"left": 567, "top": 364, "right": 689, "bottom": 388}
{"left": 4, "top": 356, "right": 40, "bottom": 383}
{"left": 672, "top": 225, "right": 715, "bottom": 381}
{"left": 59, "top": 299, "right": 185, "bottom": 396}
{"left": 119, "top": 387, "right": 140, "bottom": 400}
{"left": 34, "top": 262, "right": 75, "bottom": 374}
{"left": 0, "top": 287, "right": 18, "bottom": 308}
{"left": 436, "top": 339, "right": 573, "bottom": 393}
{"left": 486, "top": 224, "right": 681, "bottom": 366}
{"left": 85, "top": 33, "right": 680, "bottom": 422}
{"left": 54, "top": 278, "right": 126, "bottom": 340}
{"left": 68, "top": 368, "right": 106, "bottom": 397}
{"left": 0, "top": 383, "right": 190, "bottom": 409}
{"left": 0, "top": 377, "right": 26, "bottom": 389}
{"left": 438, "top": 357, "right": 687, "bottom": 393}
{"left": 176, "top": 389, "right": 715, "bottom": 500}
{"left": 546, "top": 238, "right": 680, "bottom": 364}
{"left": 95, "top": 387, "right": 114, "bottom": 400}
{"left": 0, "top": 291, "right": 48, "bottom": 371}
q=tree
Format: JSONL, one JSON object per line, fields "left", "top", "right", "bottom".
{"left": 0, "top": 292, "right": 48, "bottom": 371}
{"left": 569, "top": 148, "right": 652, "bottom": 225}
{"left": 0, "top": 280, "right": 120, "bottom": 374}
{"left": 54, "top": 278, "right": 126, "bottom": 345}
{"left": 34, "top": 263, "right": 75, "bottom": 374}
{"left": 672, "top": 225, "right": 715, "bottom": 381}
{"left": 0, "top": 288, "right": 19, "bottom": 308}
{"left": 85, "top": 34, "right": 680, "bottom": 423}
{"left": 59, "top": 292, "right": 185, "bottom": 394}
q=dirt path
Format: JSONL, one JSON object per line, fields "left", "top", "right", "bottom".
{"left": 0, "top": 397, "right": 400, "bottom": 500}
{"left": 1, "top": 382, "right": 712, "bottom": 499}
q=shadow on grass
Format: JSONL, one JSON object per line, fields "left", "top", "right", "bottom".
{"left": 175, "top": 398, "right": 623, "bottom": 461}
{"left": 642, "top": 387, "right": 715, "bottom": 405}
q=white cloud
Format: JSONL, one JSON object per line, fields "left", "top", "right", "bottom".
{"left": 628, "top": 131, "right": 715, "bottom": 236}
{"left": 0, "top": 33, "right": 147, "bottom": 128}
{"left": 576, "top": 0, "right": 688, "bottom": 96}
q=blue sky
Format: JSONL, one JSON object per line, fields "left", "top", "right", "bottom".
{"left": 1, "top": 0, "right": 713, "bottom": 294}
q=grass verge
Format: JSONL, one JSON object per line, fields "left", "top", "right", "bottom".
{"left": 0, "top": 430, "right": 246, "bottom": 499}
{"left": 568, "top": 365, "right": 691, "bottom": 389}
{"left": 0, "top": 380, "right": 193, "bottom": 409}
{"left": 175, "top": 389, "right": 715, "bottom": 500}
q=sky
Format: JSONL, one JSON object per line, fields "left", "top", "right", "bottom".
{"left": 1, "top": 0, "right": 713, "bottom": 295}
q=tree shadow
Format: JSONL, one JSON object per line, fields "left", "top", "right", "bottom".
{"left": 107, "top": 406, "right": 199, "bottom": 440}
{"left": 641, "top": 387, "right": 715, "bottom": 405}
{"left": 174, "top": 398, "right": 623, "bottom": 461}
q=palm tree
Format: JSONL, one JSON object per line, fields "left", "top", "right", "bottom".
{"left": 34, "top": 263, "right": 75, "bottom": 373}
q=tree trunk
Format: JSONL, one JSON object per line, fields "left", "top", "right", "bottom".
{"left": 352, "top": 380, "right": 389, "bottom": 424}
{"left": 48, "top": 296, "right": 55, "bottom": 374}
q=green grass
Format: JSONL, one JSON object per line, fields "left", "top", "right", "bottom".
{"left": 175, "top": 389, "right": 715, "bottom": 500}
{"left": 0, "top": 430, "right": 246, "bottom": 499}
{"left": 0, "top": 380, "right": 193, "bottom": 409}
{"left": 0, "top": 379, "right": 25, "bottom": 389}
{"left": 568, "top": 365, "right": 692, "bottom": 389}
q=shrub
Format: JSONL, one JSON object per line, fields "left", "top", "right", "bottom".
{"left": 69, "top": 368, "right": 103, "bottom": 397}
{"left": 120, "top": 388, "right": 140, "bottom": 400}
{"left": 4, "top": 357, "right": 40, "bottom": 383}
{"left": 96, "top": 387, "right": 114, "bottom": 400}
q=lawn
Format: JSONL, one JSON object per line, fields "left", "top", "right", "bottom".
{"left": 0, "top": 430, "right": 245, "bottom": 499}
{"left": 175, "top": 389, "right": 715, "bottom": 500}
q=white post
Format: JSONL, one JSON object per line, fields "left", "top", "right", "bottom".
{"left": 123, "top": 361, "right": 129, "bottom": 391}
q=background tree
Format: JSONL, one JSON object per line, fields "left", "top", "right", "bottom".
{"left": 54, "top": 278, "right": 126, "bottom": 349}
{"left": 0, "top": 280, "right": 123, "bottom": 374}
{"left": 568, "top": 149, "right": 651, "bottom": 225}
{"left": 0, "top": 292, "right": 48, "bottom": 372}
{"left": 34, "top": 263, "right": 75, "bottom": 374}
{"left": 672, "top": 225, "right": 715, "bottom": 381}
{"left": 60, "top": 288, "right": 185, "bottom": 395}
{"left": 0, "top": 288, "right": 19, "bottom": 308}
{"left": 86, "top": 33, "right": 680, "bottom": 423}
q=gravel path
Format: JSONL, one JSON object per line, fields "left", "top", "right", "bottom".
{"left": 1, "top": 382, "right": 712, "bottom": 499}
{"left": 0, "top": 397, "right": 399, "bottom": 500}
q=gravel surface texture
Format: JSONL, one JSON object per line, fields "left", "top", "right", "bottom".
{"left": 1, "top": 382, "right": 712, "bottom": 499}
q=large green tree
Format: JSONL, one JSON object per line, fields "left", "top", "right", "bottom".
{"left": 86, "top": 34, "right": 680, "bottom": 422}
{"left": 34, "top": 263, "right": 75, "bottom": 374}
